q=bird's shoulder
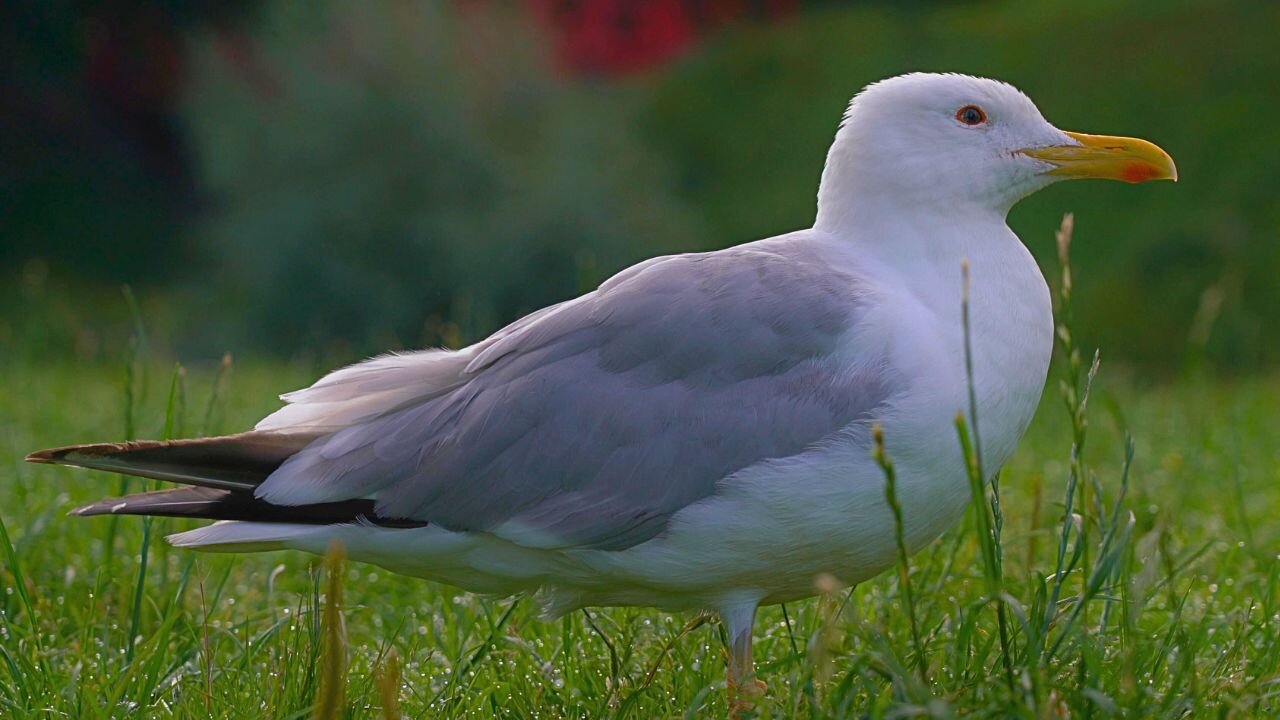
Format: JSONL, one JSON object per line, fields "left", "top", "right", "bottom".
{"left": 468, "top": 229, "right": 874, "bottom": 379}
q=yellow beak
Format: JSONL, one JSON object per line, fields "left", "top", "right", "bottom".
{"left": 1020, "top": 131, "right": 1177, "bottom": 183}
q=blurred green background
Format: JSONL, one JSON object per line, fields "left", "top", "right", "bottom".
{"left": 3, "top": 0, "right": 1277, "bottom": 373}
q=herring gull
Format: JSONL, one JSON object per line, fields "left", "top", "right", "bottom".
{"left": 27, "top": 72, "right": 1176, "bottom": 701}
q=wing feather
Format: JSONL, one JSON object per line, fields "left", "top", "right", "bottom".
{"left": 257, "top": 234, "right": 892, "bottom": 550}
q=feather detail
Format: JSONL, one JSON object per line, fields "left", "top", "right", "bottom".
{"left": 72, "top": 486, "right": 425, "bottom": 527}
{"left": 26, "top": 431, "right": 319, "bottom": 491}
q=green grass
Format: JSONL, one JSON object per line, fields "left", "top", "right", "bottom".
{"left": 4, "top": 327, "right": 1280, "bottom": 715}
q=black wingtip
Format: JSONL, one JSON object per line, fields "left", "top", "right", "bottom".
{"left": 22, "top": 434, "right": 319, "bottom": 491}
{"left": 70, "top": 497, "right": 137, "bottom": 517}
{"left": 25, "top": 448, "right": 63, "bottom": 464}
{"left": 66, "top": 485, "right": 429, "bottom": 527}
{"left": 26, "top": 442, "right": 127, "bottom": 465}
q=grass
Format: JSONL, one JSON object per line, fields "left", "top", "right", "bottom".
{"left": 3, "top": 249, "right": 1280, "bottom": 717}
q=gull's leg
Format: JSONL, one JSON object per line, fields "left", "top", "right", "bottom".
{"left": 720, "top": 599, "right": 765, "bottom": 716}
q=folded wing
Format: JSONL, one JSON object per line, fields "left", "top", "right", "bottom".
{"left": 257, "top": 236, "right": 892, "bottom": 550}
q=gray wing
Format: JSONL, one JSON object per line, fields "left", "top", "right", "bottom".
{"left": 257, "top": 238, "right": 891, "bottom": 550}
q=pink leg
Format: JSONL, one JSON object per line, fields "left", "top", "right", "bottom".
{"left": 721, "top": 601, "right": 765, "bottom": 716}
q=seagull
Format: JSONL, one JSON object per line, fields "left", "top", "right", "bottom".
{"left": 28, "top": 73, "right": 1174, "bottom": 703}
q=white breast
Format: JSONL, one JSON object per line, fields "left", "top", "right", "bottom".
{"left": 559, "top": 225, "right": 1053, "bottom": 608}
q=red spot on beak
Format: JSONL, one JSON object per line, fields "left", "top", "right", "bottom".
{"left": 1122, "top": 163, "right": 1157, "bottom": 183}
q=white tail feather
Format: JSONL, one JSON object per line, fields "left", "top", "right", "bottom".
{"left": 167, "top": 521, "right": 330, "bottom": 552}
{"left": 255, "top": 350, "right": 474, "bottom": 432}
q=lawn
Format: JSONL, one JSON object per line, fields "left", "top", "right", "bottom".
{"left": 3, "top": 350, "right": 1279, "bottom": 717}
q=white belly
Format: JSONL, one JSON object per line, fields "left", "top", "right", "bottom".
{"left": 581, "top": 438, "right": 968, "bottom": 608}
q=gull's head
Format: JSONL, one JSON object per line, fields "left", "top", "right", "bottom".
{"left": 816, "top": 73, "right": 1176, "bottom": 229}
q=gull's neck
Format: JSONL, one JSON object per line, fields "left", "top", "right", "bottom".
{"left": 816, "top": 196, "right": 1018, "bottom": 293}
{"left": 812, "top": 181, "right": 1050, "bottom": 393}
{"left": 812, "top": 185, "right": 1053, "bottom": 483}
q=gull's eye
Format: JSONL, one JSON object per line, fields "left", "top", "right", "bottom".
{"left": 955, "top": 105, "right": 987, "bottom": 126}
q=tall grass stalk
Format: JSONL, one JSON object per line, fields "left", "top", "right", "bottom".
{"left": 1037, "top": 351, "right": 1097, "bottom": 660}
{"left": 872, "top": 424, "right": 926, "bottom": 683}
{"left": 0, "top": 515, "right": 42, "bottom": 664}
{"left": 955, "top": 258, "right": 1015, "bottom": 692}
{"left": 375, "top": 648, "right": 402, "bottom": 720}
{"left": 1053, "top": 214, "right": 1098, "bottom": 622}
{"left": 123, "top": 364, "right": 183, "bottom": 665}
{"left": 315, "top": 541, "right": 349, "bottom": 719}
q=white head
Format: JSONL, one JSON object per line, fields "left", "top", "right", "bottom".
{"left": 815, "top": 73, "right": 1176, "bottom": 231}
